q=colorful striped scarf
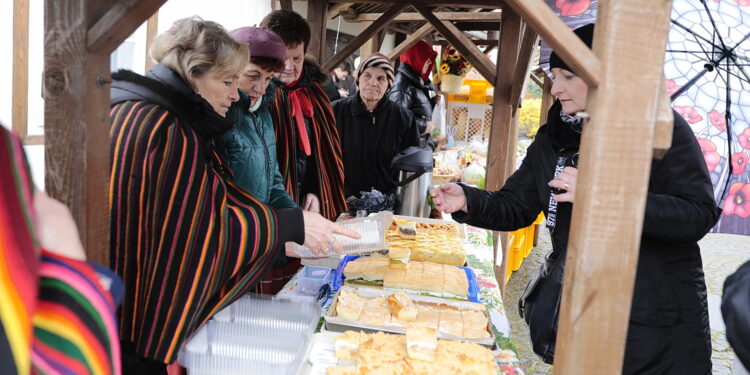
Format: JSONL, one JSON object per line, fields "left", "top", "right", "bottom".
{"left": 109, "top": 99, "right": 282, "bottom": 363}
{"left": 270, "top": 63, "right": 347, "bottom": 221}
{"left": 1, "top": 127, "right": 121, "bottom": 374}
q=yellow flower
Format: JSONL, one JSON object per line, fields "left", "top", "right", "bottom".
{"left": 440, "top": 63, "right": 450, "bottom": 73}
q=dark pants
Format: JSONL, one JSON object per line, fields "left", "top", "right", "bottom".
{"left": 122, "top": 342, "right": 167, "bottom": 375}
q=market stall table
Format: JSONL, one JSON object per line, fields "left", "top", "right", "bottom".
{"left": 278, "top": 221, "right": 525, "bottom": 375}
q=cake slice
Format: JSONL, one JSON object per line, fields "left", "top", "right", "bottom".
{"left": 334, "top": 331, "right": 364, "bottom": 360}
{"left": 397, "top": 220, "right": 417, "bottom": 239}
{"left": 415, "top": 306, "right": 439, "bottom": 329}
{"left": 383, "top": 266, "right": 407, "bottom": 289}
{"left": 405, "top": 327, "right": 438, "bottom": 361}
{"left": 388, "top": 248, "right": 411, "bottom": 268}
{"left": 387, "top": 291, "right": 418, "bottom": 322}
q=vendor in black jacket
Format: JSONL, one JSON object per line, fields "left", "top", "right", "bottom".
{"left": 432, "top": 24, "right": 720, "bottom": 374}
{"left": 332, "top": 53, "right": 421, "bottom": 198}
{"left": 389, "top": 41, "right": 438, "bottom": 138}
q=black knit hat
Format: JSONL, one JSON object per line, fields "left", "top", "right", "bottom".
{"left": 549, "top": 23, "right": 595, "bottom": 73}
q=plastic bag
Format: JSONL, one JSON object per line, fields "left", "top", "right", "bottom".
{"left": 431, "top": 96, "right": 447, "bottom": 140}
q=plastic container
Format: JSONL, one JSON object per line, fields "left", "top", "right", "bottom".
{"left": 293, "top": 212, "right": 391, "bottom": 258}
{"left": 296, "top": 266, "right": 332, "bottom": 296}
{"left": 179, "top": 296, "right": 321, "bottom": 375}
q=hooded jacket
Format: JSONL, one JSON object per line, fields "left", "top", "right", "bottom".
{"left": 216, "top": 84, "right": 296, "bottom": 209}
{"left": 109, "top": 65, "right": 304, "bottom": 363}
{"left": 331, "top": 94, "right": 421, "bottom": 197}
{"left": 453, "top": 101, "right": 720, "bottom": 374}
{"left": 388, "top": 63, "right": 436, "bottom": 135}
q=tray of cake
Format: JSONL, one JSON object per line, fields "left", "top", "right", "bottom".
{"left": 324, "top": 285, "right": 495, "bottom": 348}
{"left": 305, "top": 329, "right": 499, "bottom": 375}
{"left": 386, "top": 215, "right": 468, "bottom": 266}
{"left": 332, "top": 255, "right": 479, "bottom": 302}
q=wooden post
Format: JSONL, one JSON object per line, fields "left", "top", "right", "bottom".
{"left": 44, "top": 0, "right": 161, "bottom": 266}
{"left": 540, "top": 75, "right": 553, "bottom": 125}
{"left": 307, "top": 0, "right": 328, "bottom": 64}
{"left": 272, "top": 0, "right": 292, "bottom": 11}
{"left": 145, "top": 12, "right": 158, "bottom": 70}
{"left": 553, "top": 0, "right": 673, "bottom": 372}
{"left": 484, "top": 6, "right": 521, "bottom": 291}
{"left": 510, "top": 26, "right": 538, "bottom": 116}
{"left": 12, "top": 0, "right": 29, "bottom": 141}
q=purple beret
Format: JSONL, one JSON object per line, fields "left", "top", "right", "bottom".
{"left": 229, "top": 26, "right": 287, "bottom": 65}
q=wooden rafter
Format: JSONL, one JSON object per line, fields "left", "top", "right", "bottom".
{"left": 504, "top": 0, "right": 600, "bottom": 87}
{"left": 653, "top": 73, "right": 674, "bottom": 159}
{"left": 434, "top": 38, "right": 499, "bottom": 46}
{"left": 329, "top": 0, "right": 503, "bottom": 7}
{"left": 322, "top": 3, "right": 408, "bottom": 72}
{"left": 554, "top": 0, "right": 673, "bottom": 371}
{"left": 12, "top": 0, "right": 29, "bottom": 142}
{"left": 327, "top": 2, "right": 353, "bottom": 18}
{"left": 145, "top": 12, "right": 158, "bottom": 70}
{"left": 414, "top": 5, "right": 496, "bottom": 83}
{"left": 388, "top": 23, "right": 434, "bottom": 61}
{"left": 87, "top": 0, "right": 165, "bottom": 54}
{"left": 529, "top": 72, "right": 543, "bottom": 88}
{"left": 510, "top": 25, "right": 538, "bottom": 115}
{"left": 356, "top": 11, "right": 502, "bottom": 22}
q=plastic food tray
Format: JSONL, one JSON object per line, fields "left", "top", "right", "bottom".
{"left": 178, "top": 296, "right": 321, "bottom": 375}
{"left": 294, "top": 212, "right": 392, "bottom": 258}
{"left": 324, "top": 286, "right": 496, "bottom": 348}
{"left": 331, "top": 255, "right": 480, "bottom": 303}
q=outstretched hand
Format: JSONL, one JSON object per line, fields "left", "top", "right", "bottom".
{"left": 287, "top": 211, "right": 361, "bottom": 257}
{"left": 430, "top": 183, "right": 468, "bottom": 214}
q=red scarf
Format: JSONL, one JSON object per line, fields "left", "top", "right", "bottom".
{"left": 287, "top": 78, "right": 313, "bottom": 156}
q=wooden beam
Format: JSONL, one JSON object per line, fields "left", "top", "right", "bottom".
{"left": 388, "top": 24, "right": 417, "bottom": 36}
{"left": 307, "top": 0, "right": 328, "bottom": 64}
{"left": 327, "top": 2, "right": 352, "bottom": 19}
{"left": 388, "top": 23, "right": 435, "bottom": 61}
{"left": 12, "top": 0, "right": 29, "bottom": 141}
{"left": 653, "top": 73, "right": 673, "bottom": 159}
{"left": 529, "top": 72, "right": 543, "bottom": 88}
{"left": 323, "top": 3, "right": 408, "bottom": 72}
{"left": 434, "top": 38, "right": 499, "bottom": 46}
{"left": 145, "top": 12, "right": 158, "bottom": 71}
{"left": 357, "top": 11, "right": 502, "bottom": 22}
{"left": 484, "top": 5, "right": 521, "bottom": 292}
{"left": 414, "top": 5, "right": 496, "bottom": 83}
{"left": 45, "top": 0, "right": 114, "bottom": 266}
{"left": 553, "top": 0, "right": 673, "bottom": 372}
{"left": 329, "top": 0, "right": 504, "bottom": 7}
{"left": 510, "top": 26, "right": 538, "bottom": 115}
{"left": 272, "top": 0, "right": 293, "bottom": 11}
{"left": 504, "top": 0, "right": 600, "bottom": 87}
{"left": 22, "top": 135, "right": 44, "bottom": 146}
{"left": 87, "top": 0, "right": 165, "bottom": 54}
{"left": 453, "top": 21, "right": 502, "bottom": 31}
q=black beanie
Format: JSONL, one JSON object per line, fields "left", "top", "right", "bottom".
{"left": 549, "top": 23, "right": 595, "bottom": 73}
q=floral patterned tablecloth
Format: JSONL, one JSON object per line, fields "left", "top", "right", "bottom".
{"left": 279, "top": 224, "right": 525, "bottom": 375}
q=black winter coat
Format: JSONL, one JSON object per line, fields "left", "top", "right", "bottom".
{"left": 332, "top": 95, "right": 421, "bottom": 197}
{"left": 722, "top": 259, "right": 750, "bottom": 370}
{"left": 454, "top": 101, "right": 720, "bottom": 375}
{"left": 388, "top": 64, "right": 435, "bottom": 135}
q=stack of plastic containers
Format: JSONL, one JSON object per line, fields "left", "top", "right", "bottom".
{"left": 293, "top": 212, "right": 392, "bottom": 258}
{"left": 178, "top": 295, "right": 321, "bottom": 375}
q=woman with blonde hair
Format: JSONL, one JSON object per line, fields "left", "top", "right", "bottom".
{"left": 109, "top": 17, "right": 357, "bottom": 373}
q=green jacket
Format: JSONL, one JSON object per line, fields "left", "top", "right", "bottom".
{"left": 217, "top": 85, "right": 296, "bottom": 209}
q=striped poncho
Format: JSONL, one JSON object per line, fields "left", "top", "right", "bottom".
{"left": 109, "top": 67, "right": 304, "bottom": 363}
{"left": 270, "top": 61, "right": 347, "bottom": 221}
{"left": 0, "top": 127, "right": 121, "bottom": 374}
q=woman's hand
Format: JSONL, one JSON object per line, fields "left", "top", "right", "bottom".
{"left": 302, "top": 193, "right": 320, "bottom": 213}
{"left": 293, "top": 211, "right": 361, "bottom": 256}
{"left": 33, "top": 191, "right": 86, "bottom": 261}
{"left": 548, "top": 167, "right": 578, "bottom": 203}
{"left": 430, "top": 183, "right": 468, "bottom": 214}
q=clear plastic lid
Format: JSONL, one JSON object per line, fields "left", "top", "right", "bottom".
{"left": 294, "top": 212, "right": 392, "bottom": 258}
{"left": 178, "top": 296, "right": 321, "bottom": 375}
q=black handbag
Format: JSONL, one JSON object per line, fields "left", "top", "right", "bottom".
{"left": 518, "top": 251, "right": 566, "bottom": 364}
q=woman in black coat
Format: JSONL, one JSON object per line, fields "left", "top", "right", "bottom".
{"left": 432, "top": 24, "right": 720, "bottom": 374}
{"left": 332, "top": 53, "right": 421, "bottom": 198}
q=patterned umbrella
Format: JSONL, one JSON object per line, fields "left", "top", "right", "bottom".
{"left": 540, "top": 0, "right": 750, "bottom": 235}
{"left": 665, "top": 0, "right": 750, "bottom": 235}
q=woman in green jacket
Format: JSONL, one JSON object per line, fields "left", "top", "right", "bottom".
{"left": 217, "top": 27, "right": 295, "bottom": 209}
